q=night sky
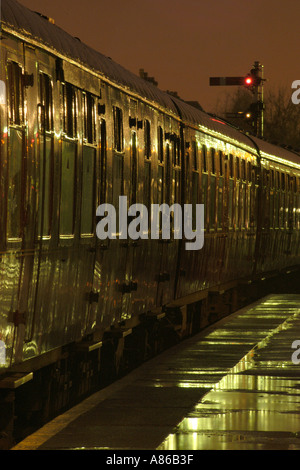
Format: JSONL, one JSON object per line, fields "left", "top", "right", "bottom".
{"left": 17, "top": 0, "right": 300, "bottom": 112}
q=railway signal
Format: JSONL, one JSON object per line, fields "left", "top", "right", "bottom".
{"left": 244, "top": 75, "right": 253, "bottom": 87}
{"left": 209, "top": 61, "right": 265, "bottom": 138}
{"left": 225, "top": 100, "right": 265, "bottom": 130}
{"left": 243, "top": 67, "right": 263, "bottom": 91}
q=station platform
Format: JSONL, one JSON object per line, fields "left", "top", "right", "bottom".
{"left": 12, "top": 294, "right": 300, "bottom": 451}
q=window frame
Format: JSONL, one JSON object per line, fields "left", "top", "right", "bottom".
{"left": 113, "top": 105, "right": 124, "bottom": 152}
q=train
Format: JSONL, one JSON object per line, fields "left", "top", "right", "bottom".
{"left": 0, "top": 0, "right": 300, "bottom": 447}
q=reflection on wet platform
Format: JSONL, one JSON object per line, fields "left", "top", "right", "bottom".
{"left": 13, "top": 294, "right": 300, "bottom": 450}
{"left": 159, "top": 295, "right": 300, "bottom": 450}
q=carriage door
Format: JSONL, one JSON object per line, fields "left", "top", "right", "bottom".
{"left": 121, "top": 129, "right": 138, "bottom": 319}
{"left": 37, "top": 72, "right": 54, "bottom": 241}
{"left": 156, "top": 133, "right": 179, "bottom": 306}
{"left": 21, "top": 69, "right": 55, "bottom": 347}
{"left": 7, "top": 47, "right": 37, "bottom": 361}
{"left": 5, "top": 59, "right": 26, "bottom": 363}
{"left": 80, "top": 91, "right": 98, "bottom": 332}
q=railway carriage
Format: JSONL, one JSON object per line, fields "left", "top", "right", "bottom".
{"left": 0, "top": 0, "right": 299, "bottom": 446}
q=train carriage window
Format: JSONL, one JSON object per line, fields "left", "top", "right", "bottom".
{"left": 248, "top": 162, "right": 252, "bottom": 183}
{"left": 209, "top": 148, "right": 217, "bottom": 229}
{"left": 144, "top": 119, "right": 151, "bottom": 159}
{"left": 270, "top": 184, "right": 274, "bottom": 228}
{"left": 131, "top": 131, "right": 138, "bottom": 205}
{"left": 192, "top": 141, "right": 198, "bottom": 171}
{"left": 280, "top": 174, "right": 286, "bottom": 229}
{"left": 165, "top": 143, "right": 171, "bottom": 205}
{"left": 83, "top": 92, "right": 96, "bottom": 144}
{"left": 217, "top": 151, "right": 224, "bottom": 228}
{"left": 7, "top": 129, "right": 24, "bottom": 239}
{"left": 229, "top": 154, "right": 234, "bottom": 178}
{"left": 211, "top": 148, "right": 216, "bottom": 174}
{"left": 113, "top": 106, "right": 124, "bottom": 152}
{"left": 241, "top": 159, "right": 246, "bottom": 181}
{"left": 281, "top": 173, "right": 285, "bottom": 191}
{"left": 63, "top": 83, "right": 77, "bottom": 138}
{"left": 201, "top": 171, "right": 208, "bottom": 229}
{"left": 241, "top": 184, "right": 246, "bottom": 228}
{"left": 294, "top": 176, "right": 298, "bottom": 193}
{"left": 39, "top": 73, "right": 53, "bottom": 132}
{"left": 60, "top": 141, "right": 77, "bottom": 235}
{"left": 157, "top": 164, "right": 164, "bottom": 206}
{"left": 7, "top": 62, "right": 25, "bottom": 239}
{"left": 263, "top": 168, "right": 270, "bottom": 187}
{"left": 209, "top": 175, "right": 216, "bottom": 229}
{"left": 112, "top": 108, "right": 124, "bottom": 221}
{"left": 274, "top": 184, "right": 280, "bottom": 228}
{"left": 37, "top": 134, "right": 53, "bottom": 237}
{"left": 280, "top": 191, "right": 285, "bottom": 228}
{"left": 251, "top": 165, "right": 256, "bottom": 185}
{"left": 228, "top": 178, "right": 234, "bottom": 228}
{"left": 157, "top": 126, "right": 164, "bottom": 227}
{"left": 61, "top": 83, "right": 78, "bottom": 236}
{"left": 217, "top": 186, "right": 223, "bottom": 229}
{"left": 191, "top": 143, "right": 198, "bottom": 228}
{"left": 276, "top": 171, "right": 280, "bottom": 189}
{"left": 144, "top": 160, "right": 151, "bottom": 226}
{"left": 185, "top": 150, "right": 190, "bottom": 204}
{"left": 172, "top": 136, "right": 181, "bottom": 205}
{"left": 173, "top": 136, "right": 181, "bottom": 167}
{"left": 173, "top": 163, "right": 181, "bottom": 206}
{"left": 201, "top": 145, "right": 208, "bottom": 228}
{"left": 81, "top": 146, "right": 95, "bottom": 235}
{"left": 270, "top": 169, "right": 275, "bottom": 188}
{"left": 171, "top": 137, "right": 176, "bottom": 166}
{"left": 100, "top": 119, "right": 107, "bottom": 204}
{"left": 202, "top": 145, "right": 207, "bottom": 172}
{"left": 219, "top": 151, "right": 223, "bottom": 176}
{"left": 7, "top": 61, "right": 24, "bottom": 125}
{"left": 289, "top": 176, "right": 295, "bottom": 230}
{"left": 192, "top": 171, "right": 198, "bottom": 230}
{"left": 158, "top": 126, "right": 164, "bottom": 163}
{"left": 235, "top": 178, "right": 240, "bottom": 228}
{"left": 236, "top": 157, "right": 240, "bottom": 179}
{"left": 38, "top": 73, "right": 54, "bottom": 237}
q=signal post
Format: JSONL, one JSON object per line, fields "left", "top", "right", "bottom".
{"left": 210, "top": 61, "right": 265, "bottom": 138}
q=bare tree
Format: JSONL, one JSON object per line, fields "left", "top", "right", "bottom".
{"left": 263, "top": 87, "right": 300, "bottom": 149}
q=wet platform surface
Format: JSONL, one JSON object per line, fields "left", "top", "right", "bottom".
{"left": 13, "top": 294, "right": 300, "bottom": 450}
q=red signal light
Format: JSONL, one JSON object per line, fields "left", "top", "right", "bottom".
{"left": 245, "top": 76, "right": 253, "bottom": 86}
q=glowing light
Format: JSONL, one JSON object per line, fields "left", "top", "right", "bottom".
{"left": 211, "top": 118, "right": 225, "bottom": 125}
